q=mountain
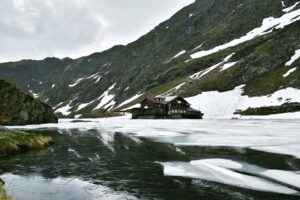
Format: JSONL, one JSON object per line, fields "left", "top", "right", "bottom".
{"left": 0, "top": 79, "right": 58, "bottom": 125}
{"left": 0, "top": 0, "right": 300, "bottom": 118}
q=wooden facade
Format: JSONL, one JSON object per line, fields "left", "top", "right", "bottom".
{"left": 130, "top": 96, "right": 203, "bottom": 119}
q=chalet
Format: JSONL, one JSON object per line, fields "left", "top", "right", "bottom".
{"left": 129, "top": 96, "right": 203, "bottom": 119}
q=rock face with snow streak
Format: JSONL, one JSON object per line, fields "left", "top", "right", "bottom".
{"left": 0, "top": 0, "right": 300, "bottom": 117}
{"left": 0, "top": 79, "right": 57, "bottom": 125}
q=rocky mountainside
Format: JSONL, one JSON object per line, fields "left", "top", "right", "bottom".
{"left": 0, "top": 79, "right": 58, "bottom": 125}
{"left": 0, "top": 0, "right": 300, "bottom": 118}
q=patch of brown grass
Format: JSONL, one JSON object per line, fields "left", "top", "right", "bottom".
{"left": 0, "top": 184, "right": 13, "bottom": 200}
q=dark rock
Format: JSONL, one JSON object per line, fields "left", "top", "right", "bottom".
{"left": 0, "top": 79, "right": 58, "bottom": 125}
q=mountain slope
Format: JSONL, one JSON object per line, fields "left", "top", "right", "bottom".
{"left": 0, "top": 0, "right": 300, "bottom": 118}
{"left": 0, "top": 79, "right": 58, "bottom": 125}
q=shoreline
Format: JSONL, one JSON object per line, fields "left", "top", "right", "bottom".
{"left": 0, "top": 127, "right": 53, "bottom": 158}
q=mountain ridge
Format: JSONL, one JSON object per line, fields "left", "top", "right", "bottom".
{"left": 0, "top": 0, "right": 300, "bottom": 118}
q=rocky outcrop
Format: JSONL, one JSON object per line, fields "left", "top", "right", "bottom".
{"left": 0, "top": 79, "right": 58, "bottom": 125}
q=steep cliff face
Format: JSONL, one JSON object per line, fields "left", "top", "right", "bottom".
{"left": 0, "top": 0, "right": 299, "bottom": 118}
{"left": 0, "top": 79, "right": 58, "bottom": 125}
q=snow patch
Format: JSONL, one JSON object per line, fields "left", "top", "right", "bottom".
{"left": 191, "top": 9, "right": 300, "bottom": 59}
{"left": 115, "top": 93, "right": 144, "bottom": 109}
{"left": 93, "top": 83, "right": 116, "bottom": 111}
{"left": 186, "top": 85, "right": 300, "bottom": 119}
{"left": 283, "top": 2, "right": 300, "bottom": 12}
{"left": 172, "top": 50, "right": 186, "bottom": 59}
{"left": 29, "top": 90, "right": 39, "bottom": 98}
{"left": 283, "top": 67, "right": 297, "bottom": 77}
{"left": 55, "top": 100, "right": 75, "bottom": 116}
{"left": 285, "top": 49, "right": 300, "bottom": 66}
{"left": 69, "top": 77, "right": 84, "bottom": 87}
{"left": 190, "top": 53, "right": 235, "bottom": 79}
{"left": 220, "top": 61, "right": 238, "bottom": 71}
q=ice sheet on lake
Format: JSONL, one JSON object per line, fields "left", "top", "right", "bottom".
{"left": 1, "top": 174, "right": 136, "bottom": 200}
{"left": 6, "top": 118, "right": 300, "bottom": 159}
{"left": 160, "top": 159, "right": 298, "bottom": 195}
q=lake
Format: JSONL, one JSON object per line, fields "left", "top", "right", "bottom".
{"left": 1, "top": 117, "right": 300, "bottom": 199}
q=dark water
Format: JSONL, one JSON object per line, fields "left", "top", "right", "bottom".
{"left": 0, "top": 126, "right": 299, "bottom": 200}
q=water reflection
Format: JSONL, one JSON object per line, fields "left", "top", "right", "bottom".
{"left": 0, "top": 127, "right": 299, "bottom": 200}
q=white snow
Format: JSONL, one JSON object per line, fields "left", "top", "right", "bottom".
{"left": 165, "top": 26, "right": 169, "bottom": 29}
{"left": 283, "top": 67, "right": 297, "bottom": 77}
{"left": 51, "top": 84, "right": 56, "bottom": 88}
{"left": 190, "top": 53, "right": 235, "bottom": 79}
{"left": 193, "top": 42, "right": 205, "bottom": 50}
{"left": 53, "top": 102, "right": 64, "bottom": 110}
{"left": 172, "top": 50, "right": 186, "bottom": 59}
{"left": 262, "top": 170, "right": 300, "bottom": 188}
{"left": 55, "top": 101, "right": 73, "bottom": 115}
{"left": 115, "top": 93, "right": 144, "bottom": 109}
{"left": 161, "top": 158, "right": 300, "bottom": 194}
{"left": 189, "top": 13, "right": 194, "bottom": 17}
{"left": 220, "top": 61, "right": 238, "bottom": 71}
{"left": 29, "top": 90, "right": 39, "bottom": 98}
{"left": 186, "top": 85, "right": 300, "bottom": 119}
{"left": 5, "top": 117, "right": 300, "bottom": 157}
{"left": 251, "top": 144, "right": 300, "bottom": 159}
{"left": 281, "top": 1, "right": 286, "bottom": 8}
{"left": 74, "top": 114, "right": 82, "bottom": 119}
{"left": 160, "top": 160, "right": 297, "bottom": 194}
{"left": 69, "top": 77, "right": 84, "bottom": 87}
{"left": 161, "top": 82, "right": 186, "bottom": 96}
{"left": 128, "top": 80, "right": 300, "bottom": 120}
{"left": 283, "top": 2, "right": 300, "bottom": 12}
{"left": 94, "top": 76, "right": 102, "bottom": 83}
{"left": 76, "top": 100, "right": 95, "bottom": 111}
{"left": 93, "top": 83, "right": 116, "bottom": 111}
{"left": 191, "top": 8, "right": 300, "bottom": 59}
{"left": 1, "top": 174, "right": 136, "bottom": 200}
{"left": 285, "top": 49, "right": 300, "bottom": 66}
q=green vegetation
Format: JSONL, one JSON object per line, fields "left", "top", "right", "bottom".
{"left": 0, "top": 184, "right": 12, "bottom": 200}
{"left": 235, "top": 102, "right": 300, "bottom": 116}
{"left": 0, "top": 127, "right": 53, "bottom": 157}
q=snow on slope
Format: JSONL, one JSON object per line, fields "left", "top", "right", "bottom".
{"left": 283, "top": 67, "right": 297, "bottom": 77}
{"left": 93, "top": 83, "right": 117, "bottom": 111}
{"left": 55, "top": 101, "right": 73, "bottom": 115}
{"left": 69, "top": 77, "right": 84, "bottom": 87}
{"left": 286, "top": 49, "right": 300, "bottom": 66}
{"left": 186, "top": 85, "right": 300, "bottom": 118}
{"left": 283, "top": 2, "right": 300, "bottom": 12}
{"left": 172, "top": 50, "right": 186, "bottom": 59}
{"left": 190, "top": 53, "right": 235, "bottom": 79}
{"left": 115, "top": 93, "right": 144, "bottom": 109}
{"left": 190, "top": 7, "right": 300, "bottom": 59}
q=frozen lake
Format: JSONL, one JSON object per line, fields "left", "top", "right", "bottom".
{"left": 1, "top": 117, "right": 300, "bottom": 199}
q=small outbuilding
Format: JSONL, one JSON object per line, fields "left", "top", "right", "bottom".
{"left": 129, "top": 96, "right": 203, "bottom": 119}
